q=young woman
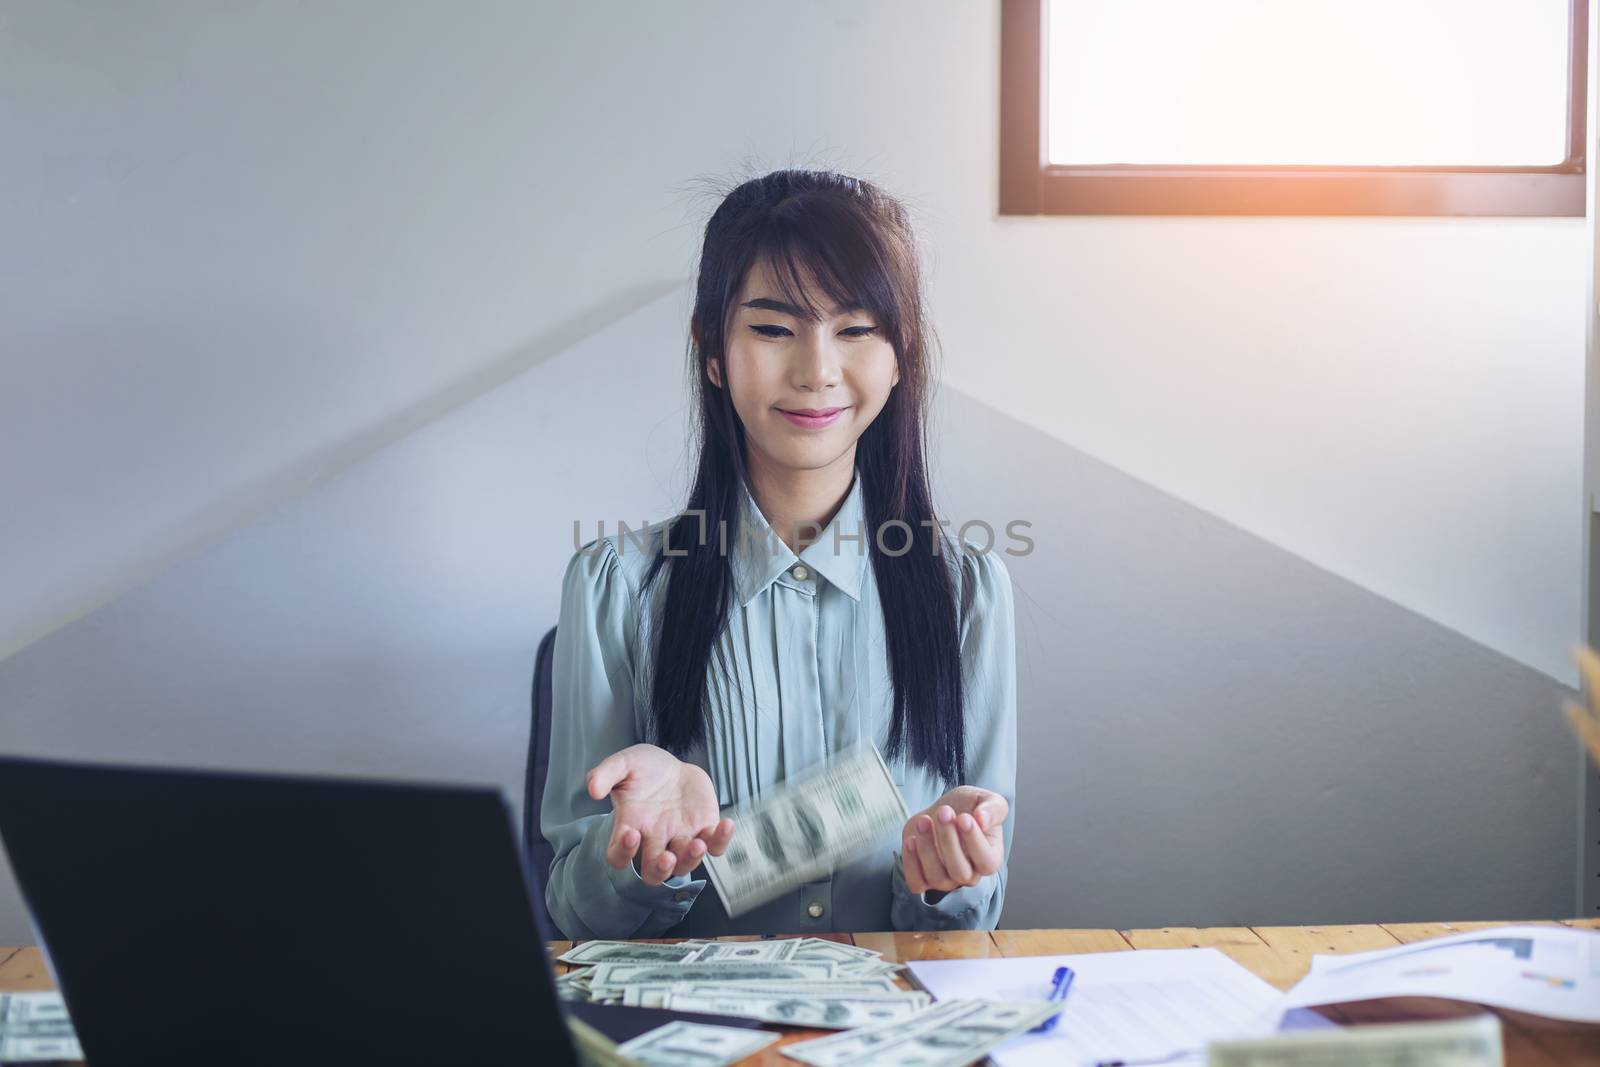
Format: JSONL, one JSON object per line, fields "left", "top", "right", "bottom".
{"left": 541, "top": 169, "right": 1017, "bottom": 939}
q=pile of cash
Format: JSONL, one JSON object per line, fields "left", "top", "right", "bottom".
{"left": 614, "top": 1020, "right": 780, "bottom": 1067}
{"left": 555, "top": 936, "right": 927, "bottom": 1029}
{"left": 781, "top": 997, "right": 1063, "bottom": 1067}
{"left": 557, "top": 939, "right": 1066, "bottom": 1067}
{"left": 0, "top": 991, "right": 81, "bottom": 1063}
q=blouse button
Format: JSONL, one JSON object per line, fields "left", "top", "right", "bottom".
{"left": 791, "top": 564, "right": 810, "bottom": 581}
{"left": 806, "top": 901, "right": 825, "bottom": 919}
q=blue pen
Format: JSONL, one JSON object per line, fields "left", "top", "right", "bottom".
{"left": 1031, "top": 965, "right": 1075, "bottom": 1032}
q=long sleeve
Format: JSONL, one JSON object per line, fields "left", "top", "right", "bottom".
{"left": 890, "top": 542, "right": 1018, "bottom": 931}
{"left": 540, "top": 538, "right": 707, "bottom": 939}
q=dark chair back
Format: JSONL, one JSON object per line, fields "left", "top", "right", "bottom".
{"left": 524, "top": 625, "right": 561, "bottom": 936}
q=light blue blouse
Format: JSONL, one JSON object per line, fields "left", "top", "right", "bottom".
{"left": 540, "top": 466, "right": 1017, "bottom": 939}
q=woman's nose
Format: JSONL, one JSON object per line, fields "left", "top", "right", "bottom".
{"left": 791, "top": 332, "right": 843, "bottom": 391}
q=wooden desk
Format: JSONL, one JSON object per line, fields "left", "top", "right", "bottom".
{"left": 3, "top": 920, "right": 1596, "bottom": 1066}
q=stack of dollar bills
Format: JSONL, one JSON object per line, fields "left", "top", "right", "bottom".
{"left": 556, "top": 936, "right": 1063, "bottom": 1067}
{"left": 0, "top": 991, "right": 81, "bottom": 1063}
{"left": 594, "top": 999, "right": 1064, "bottom": 1067}
{"left": 555, "top": 936, "right": 924, "bottom": 1028}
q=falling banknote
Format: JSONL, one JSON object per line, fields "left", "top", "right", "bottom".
{"left": 702, "top": 742, "right": 908, "bottom": 918}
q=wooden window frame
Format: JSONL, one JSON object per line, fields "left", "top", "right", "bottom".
{"left": 1000, "top": 0, "right": 1589, "bottom": 217}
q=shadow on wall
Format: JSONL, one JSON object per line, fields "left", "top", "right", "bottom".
{"left": 0, "top": 288, "right": 1580, "bottom": 944}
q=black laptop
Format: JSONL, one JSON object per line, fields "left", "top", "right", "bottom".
{"left": 0, "top": 754, "right": 755, "bottom": 1066}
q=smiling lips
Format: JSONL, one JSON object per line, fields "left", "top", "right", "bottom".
{"left": 777, "top": 406, "right": 846, "bottom": 429}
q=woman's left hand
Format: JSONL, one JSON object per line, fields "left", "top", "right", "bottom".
{"left": 900, "top": 786, "right": 1008, "bottom": 896}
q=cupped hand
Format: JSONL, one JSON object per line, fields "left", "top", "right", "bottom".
{"left": 585, "top": 743, "right": 737, "bottom": 885}
{"left": 900, "top": 785, "right": 1008, "bottom": 896}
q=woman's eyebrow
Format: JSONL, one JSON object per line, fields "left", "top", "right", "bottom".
{"left": 741, "top": 296, "right": 867, "bottom": 319}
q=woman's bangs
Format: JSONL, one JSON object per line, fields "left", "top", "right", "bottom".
{"left": 762, "top": 212, "right": 901, "bottom": 339}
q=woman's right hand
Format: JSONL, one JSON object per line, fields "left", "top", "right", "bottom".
{"left": 585, "top": 743, "right": 737, "bottom": 885}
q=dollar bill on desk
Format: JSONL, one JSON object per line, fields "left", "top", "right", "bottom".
{"left": 703, "top": 742, "right": 908, "bottom": 917}
{"left": 678, "top": 939, "right": 802, "bottom": 963}
{"left": 782, "top": 938, "right": 885, "bottom": 965}
{"left": 560, "top": 941, "right": 712, "bottom": 966}
{"left": 617, "top": 1020, "right": 780, "bottom": 1067}
{"left": 586, "top": 960, "right": 838, "bottom": 1000}
{"left": 657, "top": 990, "right": 931, "bottom": 1030}
{"left": 560, "top": 937, "right": 862, "bottom": 968}
{"left": 1208, "top": 1014, "right": 1504, "bottom": 1067}
{"left": 622, "top": 980, "right": 899, "bottom": 1008}
{"left": 0, "top": 991, "right": 82, "bottom": 1063}
{"left": 780, "top": 997, "right": 1060, "bottom": 1067}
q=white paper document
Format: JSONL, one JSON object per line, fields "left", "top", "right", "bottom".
{"left": 1281, "top": 924, "right": 1600, "bottom": 1025}
{"left": 905, "top": 947, "right": 1286, "bottom": 1067}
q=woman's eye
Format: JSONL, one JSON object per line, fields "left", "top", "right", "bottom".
{"left": 748, "top": 324, "right": 877, "bottom": 339}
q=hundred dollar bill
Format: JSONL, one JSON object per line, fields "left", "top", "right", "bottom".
{"left": 689, "top": 936, "right": 883, "bottom": 965}
{"left": 672, "top": 980, "right": 900, "bottom": 996}
{"left": 780, "top": 998, "right": 1059, "bottom": 1067}
{"left": 617, "top": 1020, "right": 781, "bottom": 1067}
{"left": 682, "top": 939, "right": 801, "bottom": 963}
{"left": 587, "top": 960, "right": 836, "bottom": 998}
{"left": 0, "top": 992, "right": 81, "bottom": 1063}
{"left": 560, "top": 940, "right": 709, "bottom": 966}
{"left": 658, "top": 991, "right": 932, "bottom": 1030}
{"left": 835, "top": 960, "right": 903, "bottom": 979}
{"left": 704, "top": 743, "right": 909, "bottom": 917}
{"left": 623, "top": 980, "right": 901, "bottom": 1008}
{"left": 0, "top": 994, "right": 70, "bottom": 1026}
{"left": 1207, "top": 1014, "right": 1503, "bottom": 1067}
{"left": 566, "top": 936, "right": 872, "bottom": 969}
{"left": 779, "top": 999, "right": 972, "bottom": 1066}
{"left": 0, "top": 1035, "right": 85, "bottom": 1063}
{"left": 787, "top": 938, "right": 884, "bottom": 964}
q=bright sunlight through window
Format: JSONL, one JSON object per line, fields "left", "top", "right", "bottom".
{"left": 1047, "top": 0, "right": 1572, "bottom": 167}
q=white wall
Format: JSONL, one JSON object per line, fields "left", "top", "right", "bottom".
{"left": 0, "top": 289, "right": 1576, "bottom": 944}
{"left": 0, "top": 1, "right": 1588, "bottom": 945}
{"left": 1, "top": 0, "right": 1582, "bottom": 681}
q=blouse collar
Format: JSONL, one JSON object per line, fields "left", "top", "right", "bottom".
{"left": 730, "top": 467, "right": 868, "bottom": 607}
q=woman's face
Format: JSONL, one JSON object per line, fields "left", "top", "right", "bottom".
{"left": 707, "top": 256, "right": 900, "bottom": 475}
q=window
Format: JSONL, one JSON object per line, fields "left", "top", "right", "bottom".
{"left": 1000, "top": 0, "right": 1587, "bottom": 216}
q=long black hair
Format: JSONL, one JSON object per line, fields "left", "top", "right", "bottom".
{"left": 641, "top": 169, "right": 967, "bottom": 786}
